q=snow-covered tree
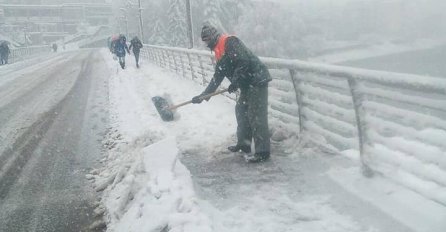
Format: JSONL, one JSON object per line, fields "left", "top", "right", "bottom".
{"left": 121, "top": 0, "right": 446, "bottom": 58}
{"left": 236, "top": 1, "right": 308, "bottom": 58}
{"left": 201, "top": 0, "right": 226, "bottom": 32}
{"left": 166, "top": 0, "right": 188, "bottom": 47}
{"left": 220, "top": 0, "right": 247, "bottom": 32}
{"left": 149, "top": 20, "right": 167, "bottom": 45}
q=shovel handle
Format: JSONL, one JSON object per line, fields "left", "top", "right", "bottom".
{"left": 168, "top": 88, "right": 229, "bottom": 110}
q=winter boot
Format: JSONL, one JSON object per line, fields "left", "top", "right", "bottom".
{"left": 244, "top": 152, "right": 270, "bottom": 163}
{"left": 228, "top": 144, "right": 251, "bottom": 153}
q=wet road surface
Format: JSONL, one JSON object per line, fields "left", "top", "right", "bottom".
{"left": 0, "top": 50, "right": 109, "bottom": 232}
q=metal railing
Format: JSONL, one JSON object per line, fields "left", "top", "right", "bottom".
{"left": 8, "top": 46, "right": 52, "bottom": 64}
{"left": 140, "top": 44, "right": 446, "bottom": 206}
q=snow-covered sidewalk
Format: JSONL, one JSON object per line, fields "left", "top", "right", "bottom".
{"left": 90, "top": 49, "right": 446, "bottom": 232}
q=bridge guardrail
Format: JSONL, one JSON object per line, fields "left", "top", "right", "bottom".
{"left": 9, "top": 46, "right": 52, "bottom": 64}
{"left": 140, "top": 44, "right": 446, "bottom": 206}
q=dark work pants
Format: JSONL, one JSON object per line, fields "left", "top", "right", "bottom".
{"left": 118, "top": 56, "right": 125, "bottom": 68}
{"left": 133, "top": 50, "right": 140, "bottom": 65}
{"left": 235, "top": 85, "right": 270, "bottom": 154}
{"left": 1, "top": 54, "right": 6, "bottom": 64}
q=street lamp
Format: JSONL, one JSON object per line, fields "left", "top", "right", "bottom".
{"left": 185, "top": 0, "right": 194, "bottom": 48}
{"left": 137, "top": 0, "right": 144, "bottom": 42}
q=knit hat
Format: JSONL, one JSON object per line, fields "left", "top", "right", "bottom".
{"left": 201, "top": 23, "right": 220, "bottom": 49}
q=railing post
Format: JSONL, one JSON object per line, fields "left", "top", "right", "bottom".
{"left": 187, "top": 53, "right": 195, "bottom": 80}
{"left": 171, "top": 50, "right": 178, "bottom": 74}
{"left": 166, "top": 50, "right": 172, "bottom": 70}
{"left": 158, "top": 49, "right": 163, "bottom": 66}
{"left": 157, "top": 49, "right": 162, "bottom": 66}
{"left": 155, "top": 48, "right": 161, "bottom": 66}
{"left": 152, "top": 48, "right": 157, "bottom": 64}
{"left": 162, "top": 49, "right": 168, "bottom": 68}
{"left": 141, "top": 48, "right": 146, "bottom": 60}
{"left": 146, "top": 48, "right": 151, "bottom": 61}
{"left": 140, "top": 48, "right": 145, "bottom": 60}
{"left": 203, "top": 56, "right": 215, "bottom": 85}
{"left": 158, "top": 49, "right": 165, "bottom": 67}
{"left": 160, "top": 49, "right": 164, "bottom": 67}
{"left": 198, "top": 56, "right": 205, "bottom": 85}
{"left": 171, "top": 50, "right": 175, "bottom": 72}
{"left": 167, "top": 50, "right": 172, "bottom": 70}
{"left": 289, "top": 69, "right": 304, "bottom": 133}
{"left": 158, "top": 49, "right": 163, "bottom": 67}
{"left": 180, "top": 52, "right": 186, "bottom": 78}
{"left": 347, "top": 78, "right": 374, "bottom": 177}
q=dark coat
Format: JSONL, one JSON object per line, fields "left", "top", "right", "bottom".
{"left": 115, "top": 40, "right": 129, "bottom": 57}
{"left": 0, "top": 43, "right": 10, "bottom": 55}
{"left": 202, "top": 36, "right": 271, "bottom": 95}
{"left": 129, "top": 38, "right": 143, "bottom": 52}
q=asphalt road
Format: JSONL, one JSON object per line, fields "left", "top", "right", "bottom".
{"left": 0, "top": 50, "right": 109, "bottom": 232}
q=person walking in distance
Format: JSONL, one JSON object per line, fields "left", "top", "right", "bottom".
{"left": 129, "top": 36, "right": 143, "bottom": 68}
{"left": 115, "top": 34, "right": 130, "bottom": 69}
{"left": 52, "top": 43, "right": 58, "bottom": 52}
{"left": 0, "top": 42, "right": 10, "bottom": 65}
{"left": 0, "top": 43, "right": 4, "bottom": 65}
{"left": 191, "top": 23, "right": 272, "bottom": 162}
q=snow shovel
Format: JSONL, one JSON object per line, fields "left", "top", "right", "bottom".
{"left": 152, "top": 88, "right": 229, "bottom": 121}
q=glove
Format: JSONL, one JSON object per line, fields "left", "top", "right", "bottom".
{"left": 191, "top": 95, "right": 203, "bottom": 104}
{"left": 228, "top": 83, "right": 238, "bottom": 93}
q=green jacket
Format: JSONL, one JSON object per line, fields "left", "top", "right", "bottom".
{"left": 202, "top": 36, "right": 271, "bottom": 94}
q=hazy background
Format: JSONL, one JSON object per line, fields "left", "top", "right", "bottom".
{"left": 111, "top": 0, "right": 446, "bottom": 59}
{"left": 1, "top": 0, "right": 445, "bottom": 60}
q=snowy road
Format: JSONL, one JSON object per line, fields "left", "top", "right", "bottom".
{"left": 0, "top": 50, "right": 109, "bottom": 231}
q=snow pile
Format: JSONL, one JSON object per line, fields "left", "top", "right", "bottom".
{"left": 102, "top": 138, "right": 212, "bottom": 232}
{"left": 89, "top": 49, "right": 234, "bottom": 231}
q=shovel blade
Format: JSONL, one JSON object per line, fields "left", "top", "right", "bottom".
{"left": 152, "top": 96, "right": 174, "bottom": 121}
